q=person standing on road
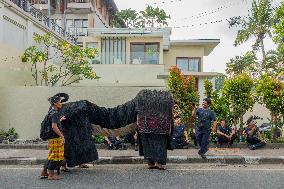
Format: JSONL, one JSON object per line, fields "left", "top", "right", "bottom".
{"left": 192, "top": 98, "right": 217, "bottom": 159}
{"left": 40, "top": 95, "right": 66, "bottom": 180}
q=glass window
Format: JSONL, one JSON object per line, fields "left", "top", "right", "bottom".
{"left": 74, "top": 19, "right": 88, "bottom": 36}
{"left": 66, "top": 19, "right": 73, "bottom": 34}
{"left": 176, "top": 58, "right": 189, "bottom": 72}
{"left": 145, "top": 44, "right": 159, "bottom": 64}
{"left": 176, "top": 58, "right": 200, "bottom": 72}
{"left": 189, "top": 58, "right": 199, "bottom": 72}
{"left": 131, "top": 44, "right": 144, "bottom": 64}
{"left": 86, "top": 42, "right": 100, "bottom": 64}
{"left": 101, "top": 37, "right": 127, "bottom": 64}
{"left": 131, "top": 43, "right": 159, "bottom": 64}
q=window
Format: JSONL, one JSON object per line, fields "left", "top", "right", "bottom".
{"left": 176, "top": 57, "right": 201, "bottom": 72}
{"left": 131, "top": 43, "right": 159, "bottom": 64}
{"left": 86, "top": 42, "right": 100, "bottom": 64}
{"left": 66, "top": 19, "right": 73, "bottom": 34}
{"left": 101, "top": 37, "right": 126, "bottom": 64}
{"left": 74, "top": 19, "right": 88, "bottom": 36}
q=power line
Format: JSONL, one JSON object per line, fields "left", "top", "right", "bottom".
{"left": 170, "top": 14, "right": 252, "bottom": 29}
{"left": 171, "top": 2, "right": 247, "bottom": 23}
{"left": 146, "top": 0, "right": 183, "bottom": 7}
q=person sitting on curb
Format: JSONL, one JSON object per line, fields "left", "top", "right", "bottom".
{"left": 243, "top": 116, "right": 266, "bottom": 150}
{"left": 170, "top": 116, "right": 189, "bottom": 149}
{"left": 104, "top": 135, "right": 126, "bottom": 150}
{"left": 121, "top": 131, "right": 138, "bottom": 151}
{"left": 216, "top": 119, "right": 236, "bottom": 147}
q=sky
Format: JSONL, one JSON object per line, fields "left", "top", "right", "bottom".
{"left": 114, "top": 0, "right": 282, "bottom": 73}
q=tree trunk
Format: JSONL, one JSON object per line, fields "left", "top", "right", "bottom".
{"left": 35, "top": 64, "right": 38, "bottom": 86}
{"left": 44, "top": 48, "right": 49, "bottom": 86}
{"left": 271, "top": 112, "right": 278, "bottom": 143}
{"left": 260, "top": 39, "right": 266, "bottom": 66}
{"left": 240, "top": 114, "right": 244, "bottom": 130}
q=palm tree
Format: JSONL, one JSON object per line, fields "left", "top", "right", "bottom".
{"left": 229, "top": 0, "right": 274, "bottom": 64}
{"left": 264, "top": 50, "right": 284, "bottom": 77}
{"left": 226, "top": 51, "right": 258, "bottom": 77}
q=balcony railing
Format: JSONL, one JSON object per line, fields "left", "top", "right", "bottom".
{"left": 68, "top": 0, "right": 90, "bottom": 3}
{"left": 30, "top": 0, "right": 46, "bottom": 4}
{"left": 67, "top": 27, "right": 88, "bottom": 37}
{"left": 67, "top": 0, "right": 93, "bottom": 13}
{"left": 87, "top": 51, "right": 160, "bottom": 65}
{"left": 9, "top": 0, "right": 76, "bottom": 44}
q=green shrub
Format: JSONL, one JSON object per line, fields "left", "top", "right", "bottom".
{"left": 0, "top": 128, "right": 18, "bottom": 141}
{"left": 93, "top": 135, "right": 105, "bottom": 144}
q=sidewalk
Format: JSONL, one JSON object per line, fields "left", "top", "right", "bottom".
{"left": 0, "top": 147, "right": 283, "bottom": 165}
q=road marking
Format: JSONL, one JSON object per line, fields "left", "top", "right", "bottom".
{"left": 167, "top": 168, "right": 284, "bottom": 171}
{"left": 0, "top": 167, "right": 283, "bottom": 171}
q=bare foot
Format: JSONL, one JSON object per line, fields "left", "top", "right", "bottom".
{"left": 147, "top": 165, "right": 157, "bottom": 169}
{"left": 156, "top": 164, "right": 166, "bottom": 170}
{"left": 48, "top": 175, "right": 63, "bottom": 180}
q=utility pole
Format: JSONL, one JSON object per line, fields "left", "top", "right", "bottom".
{"left": 48, "top": 0, "right": 51, "bottom": 27}
{"left": 63, "top": 0, "right": 67, "bottom": 38}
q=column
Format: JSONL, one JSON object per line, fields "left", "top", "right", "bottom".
{"left": 0, "top": 2, "right": 4, "bottom": 43}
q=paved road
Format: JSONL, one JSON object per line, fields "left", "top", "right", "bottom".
{"left": 0, "top": 164, "right": 283, "bottom": 189}
{"left": 1, "top": 148, "right": 284, "bottom": 159}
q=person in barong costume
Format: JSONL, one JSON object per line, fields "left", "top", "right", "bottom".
{"left": 136, "top": 90, "right": 174, "bottom": 170}
{"left": 40, "top": 90, "right": 173, "bottom": 171}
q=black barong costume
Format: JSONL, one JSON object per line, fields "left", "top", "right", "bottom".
{"left": 45, "top": 90, "right": 173, "bottom": 167}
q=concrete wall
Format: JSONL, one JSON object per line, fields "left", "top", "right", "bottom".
{"left": 0, "top": 86, "right": 272, "bottom": 139}
{"left": 0, "top": 86, "right": 166, "bottom": 139}
{"left": 83, "top": 64, "right": 166, "bottom": 86}
{"left": 0, "top": 0, "right": 66, "bottom": 51}
{"left": 93, "top": 12, "right": 108, "bottom": 28}
{"left": 163, "top": 45, "right": 205, "bottom": 71}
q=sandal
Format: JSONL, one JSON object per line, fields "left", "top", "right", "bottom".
{"left": 157, "top": 166, "right": 166, "bottom": 170}
{"left": 61, "top": 167, "right": 70, "bottom": 172}
{"left": 40, "top": 170, "right": 48, "bottom": 179}
{"left": 147, "top": 165, "right": 158, "bottom": 169}
{"left": 40, "top": 175, "right": 48, "bottom": 179}
{"left": 79, "top": 164, "right": 89, "bottom": 168}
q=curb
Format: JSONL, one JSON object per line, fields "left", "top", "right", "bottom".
{"left": 0, "top": 156, "right": 283, "bottom": 166}
{"left": 1, "top": 143, "right": 283, "bottom": 150}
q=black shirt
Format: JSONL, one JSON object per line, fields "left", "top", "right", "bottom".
{"left": 217, "top": 125, "right": 231, "bottom": 135}
{"left": 50, "top": 110, "right": 62, "bottom": 137}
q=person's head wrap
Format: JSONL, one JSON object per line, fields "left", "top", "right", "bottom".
{"left": 246, "top": 115, "right": 257, "bottom": 125}
{"left": 48, "top": 93, "right": 69, "bottom": 105}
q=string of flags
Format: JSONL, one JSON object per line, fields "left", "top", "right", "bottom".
{"left": 171, "top": 2, "right": 247, "bottom": 23}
